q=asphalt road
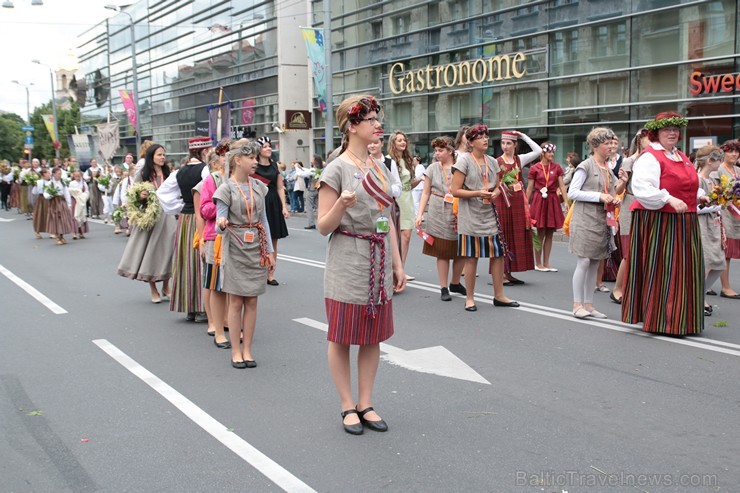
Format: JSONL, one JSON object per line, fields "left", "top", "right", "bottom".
{"left": 1, "top": 208, "right": 739, "bottom": 493}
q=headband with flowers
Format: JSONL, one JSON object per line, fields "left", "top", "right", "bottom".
{"left": 466, "top": 125, "right": 489, "bottom": 141}
{"left": 542, "top": 143, "right": 556, "bottom": 153}
{"left": 347, "top": 97, "right": 382, "bottom": 126}
{"left": 431, "top": 136, "right": 455, "bottom": 150}
{"left": 721, "top": 141, "right": 740, "bottom": 153}
{"left": 214, "top": 140, "right": 231, "bottom": 156}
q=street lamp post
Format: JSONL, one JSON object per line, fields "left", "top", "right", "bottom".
{"left": 105, "top": 4, "right": 140, "bottom": 156}
{"left": 32, "top": 59, "right": 60, "bottom": 159}
{"left": 11, "top": 79, "right": 33, "bottom": 162}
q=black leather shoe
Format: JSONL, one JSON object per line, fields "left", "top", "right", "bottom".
{"left": 186, "top": 312, "right": 196, "bottom": 322}
{"left": 440, "top": 287, "right": 452, "bottom": 301}
{"left": 304, "top": 225, "right": 316, "bottom": 229}
{"left": 244, "top": 360, "right": 257, "bottom": 368}
{"left": 493, "top": 299, "right": 520, "bottom": 307}
{"left": 464, "top": 304, "right": 477, "bottom": 312}
{"left": 704, "top": 307, "right": 712, "bottom": 317}
{"left": 194, "top": 312, "right": 208, "bottom": 323}
{"left": 231, "top": 360, "right": 246, "bottom": 369}
{"left": 266, "top": 279, "right": 279, "bottom": 286}
{"left": 214, "top": 338, "right": 231, "bottom": 349}
{"left": 609, "top": 292, "right": 622, "bottom": 304}
{"left": 357, "top": 406, "right": 388, "bottom": 432}
{"left": 341, "top": 409, "right": 363, "bottom": 435}
{"left": 449, "top": 283, "right": 467, "bottom": 295}
{"left": 506, "top": 277, "right": 525, "bottom": 285}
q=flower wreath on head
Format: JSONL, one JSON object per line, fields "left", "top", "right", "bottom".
{"left": 644, "top": 116, "right": 689, "bottom": 132}
{"left": 125, "top": 181, "right": 161, "bottom": 231}
{"left": 720, "top": 141, "right": 740, "bottom": 154}
{"left": 347, "top": 97, "right": 382, "bottom": 126}
{"left": 214, "top": 140, "right": 231, "bottom": 156}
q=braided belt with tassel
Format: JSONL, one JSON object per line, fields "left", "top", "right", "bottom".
{"left": 226, "top": 222, "right": 272, "bottom": 267}
{"left": 339, "top": 230, "right": 388, "bottom": 318}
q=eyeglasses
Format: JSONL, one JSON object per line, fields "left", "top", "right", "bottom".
{"left": 360, "top": 117, "right": 382, "bottom": 125}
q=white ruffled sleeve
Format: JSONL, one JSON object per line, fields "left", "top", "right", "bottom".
{"left": 156, "top": 171, "right": 184, "bottom": 215}
{"left": 630, "top": 152, "right": 671, "bottom": 210}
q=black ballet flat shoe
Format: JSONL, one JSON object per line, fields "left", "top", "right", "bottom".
{"left": 341, "top": 409, "right": 363, "bottom": 435}
{"left": 244, "top": 360, "right": 257, "bottom": 368}
{"left": 214, "top": 338, "right": 231, "bottom": 349}
{"left": 186, "top": 312, "right": 196, "bottom": 322}
{"left": 440, "top": 287, "right": 452, "bottom": 301}
{"left": 449, "top": 283, "right": 467, "bottom": 295}
{"left": 266, "top": 279, "right": 279, "bottom": 286}
{"left": 703, "top": 307, "right": 712, "bottom": 316}
{"left": 231, "top": 360, "right": 246, "bottom": 369}
{"left": 720, "top": 291, "right": 740, "bottom": 299}
{"left": 609, "top": 292, "right": 622, "bottom": 304}
{"left": 464, "top": 304, "right": 477, "bottom": 312}
{"left": 506, "top": 277, "right": 525, "bottom": 285}
{"left": 356, "top": 406, "right": 388, "bottom": 432}
{"left": 706, "top": 289, "right": 717, "bottom": 296}
{"left": 493, "top": 299, "right": 520, "bottom": 308}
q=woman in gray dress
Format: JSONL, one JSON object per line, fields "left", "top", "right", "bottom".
{"left": 567, "top": 127, "right": 620, "bottom": 319}
{"left": 214, "top": 140, "right": 273, "bottom": 369}
{"left": 318, "top": 95, "right": 406, "bottom": 435}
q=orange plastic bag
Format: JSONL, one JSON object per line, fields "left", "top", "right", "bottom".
{"left": 563, "top": 202, "right": 575, "bottom": 236}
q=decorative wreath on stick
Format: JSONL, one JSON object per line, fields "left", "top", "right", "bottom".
{"left": 125, "top": 182, "right": 161, "bottom": 231}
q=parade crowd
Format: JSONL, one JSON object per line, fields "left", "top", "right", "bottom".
{"left": 2, "top": 95, "right": 739, "bottom": 436}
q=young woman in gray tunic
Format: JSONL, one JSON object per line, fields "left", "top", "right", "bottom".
{"left": 567, "top": 127, "right": 620, "bottom": 319}
{"left": 214, "top": 141, "right": 273, "bottom": 369}
{"left": 695, "top": 146, "right": 726, "bottom": 315}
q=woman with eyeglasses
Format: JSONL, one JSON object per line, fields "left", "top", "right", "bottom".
{"left": 318, "top": 95, "right": 405, "bottom": 435}
{"left": 451, "top": 125, "right": 519, "bottom": 311}
{"left": 415, "top": 136, "right": 467, "bottom": 301}
{"left": 695, "top": 145, "right": 725, "bottom": 317}
{"left": 622, "top": 112, "right": 709, "bottom": 335}
{"left": 254, "top": 136, "right": 289, "bottom": 285}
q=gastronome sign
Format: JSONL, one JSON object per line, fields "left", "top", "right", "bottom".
{"left": 389, "top": 52, "right": 528, "bottom": 95}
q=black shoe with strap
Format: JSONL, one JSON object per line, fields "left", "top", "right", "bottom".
{"left": 356, "top": 406, "right": 388, "bottom": 432}
{"left": 341, "top": 409, "right": 363, "bottom": 435}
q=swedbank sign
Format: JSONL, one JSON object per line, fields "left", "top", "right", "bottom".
{"left": 389, "top": 52, "right": 527, "bottom": 95}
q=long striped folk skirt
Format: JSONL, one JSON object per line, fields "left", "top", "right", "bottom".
{"left": 45, "top": 196, "right": 75, "bottom": 235}
{"left": 169, "top": 213, "right": 203, "bottom": 313}
{"left": 325, "top": 298, "right": 394, "bottom": 345}
{"left": 621, "top": 210, "right": 703, "bottom": 336}
{"left": 32, "top": 196, "right": 49, "bottom": 233}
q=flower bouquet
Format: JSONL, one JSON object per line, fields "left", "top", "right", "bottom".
{"left": 23, "top": 171, "right": 40, "bottom": 187}
{"left": 97, "top": 174, "right": 112, "bottom": 193}
{"left": 12, "top": 167, "right": 21, "bottom": 182}
{"left": 43, "top": 182, "right": 60, "bottom": 198}
{"left": 125, "top": 181, "right": 161, "bottom": 230}
{"left": 708, "top": 175, "right": 735, "bottom": 207}
{"left": 112, "top": 206, "right": 124, "bottom": 224}
{"left": 311, "top": 167, "right": 322, "bottom": 189}
{"left": 500, "top": 166, "right": 520, "bottom": 187}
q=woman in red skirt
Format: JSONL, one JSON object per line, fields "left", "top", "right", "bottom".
{"left": 495, "top": 130, "right": 541, "bottom": 284}
{"left": 526, "top": 143, "right": 568, "bottom": 271}
{"left": 318, "top": 95, "right": 405, "bottom": 435}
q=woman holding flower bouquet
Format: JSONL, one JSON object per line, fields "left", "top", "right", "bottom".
{"left": 214, "top": 139, "right": 273, "bottom": 368}
{"left": 716, "top": 140, "right": 740, "bottom": 299}
{"left": 695, "top": 145, "right": 726, "bottom": 316}
{"left": 495, "top": 130, "right": 540, "bottom": 283}
{"left": 117, "top": 144, "right": 177, "bottom": 304}
{"left": 526, "top": 142, "right": 568, "bottom": 272}
{"left": 318, "top": 95, "right": 406, "bottom": 435}
{"left": 31, "top": 168, "right": 51, "bottom": 239}
{"left": 44, "top": 167, "right": 75, "bottom": 245}
{"left": 622, "top": 112, "right": 709, "bottom": 335}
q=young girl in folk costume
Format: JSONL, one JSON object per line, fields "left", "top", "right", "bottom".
{"left": 199, "top": 142, "right": 231, "bottom": 347}
{"left": 567, "top": 127, "right": 620, "bottom": 319}
{"left": 9, "top": 163, "right": 21, "bottom": 212}
{"left": 99, "top": 165, "right": 121, "bottom": 225}
{"left": 695, "top": 145, "right": 726, "bottom": 316}
{"left": 113, "top": 170, "right": 133, "bottom": 235}
{"left": 451, "top": 125, "right": 519, "bottom": 311}
{"left": 31, "top": 167, "right": 51, "bottom": 239}
{"left": 715, "top": 140, "right": 740, "bottom": 299}
{"left": 388, "top": 130, "right": 420, "bottom": 280}
{"left": 68, "top": 170, "right": 90, "bottom": 240}
{"left": 496, "top": 130, "right": 541, "bottom": 282}
{"left": 87, "top": 164, "right": 105, "bottom": 220}
{"left": 254, "top": 135, "right": 289, "bottom": 286}
{"left": 117, "top": 144, "right": 177, "bottom": 303}
{"left": 526, "top": 142, "right": 568, "bottom": 272}
{"left": 157, "top": 136, "right": 211, "bottom": 321}
{"left": 44, "top": 167, "right": 76, "bottom": 245}
{"left": 214, "top": 140, "right": 273, "bottom": 368}
{"left": 318, "top": 95, "right": 406, "bottom": 435}
{"left": 610, "top": 128, "right": 650, "bottom": 304}
{"left": 415, "top": 136, "right": 467, "bottom": 301}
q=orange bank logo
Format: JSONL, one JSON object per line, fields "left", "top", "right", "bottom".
{"left": 689, "top": 71, "right": 740, "bottom": 95}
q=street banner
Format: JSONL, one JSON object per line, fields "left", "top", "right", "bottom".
{"left": 208, "top": 102, "right": 232, "bottom": 145}
{"left": 241, "top": 99, "right": 255, "bottom": 125}
{"left": 119, "top": 89, "right": 137, "bottom": 131}
{"left": 41, "top": 115, "right": 57, "bottom": 145}
{"left": 301, "top": 28, "right": 327, "bottom": 112}
{"left": 96, "top": 122, "right": 120, "bottom": 160}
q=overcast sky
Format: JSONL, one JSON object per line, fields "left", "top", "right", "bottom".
{"left": 0, "top": 0, "right": 114, "bottom": 119}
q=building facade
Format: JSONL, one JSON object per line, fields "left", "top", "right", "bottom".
{"left": 76, "top": 0, "right": 311, "bottom": 163}
{"left": 314, "top": 0, "right": 740, "bottom": 161}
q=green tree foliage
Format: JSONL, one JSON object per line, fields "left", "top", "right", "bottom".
{"left": 29, "top": 99, "right": 81, "bottom": 161}
{"left": 0, "top": 113, "right": 24, "bottom": 161}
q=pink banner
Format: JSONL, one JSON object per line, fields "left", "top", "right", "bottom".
{"left": 119, "top": 89, "right": 137, "bottom": 131}
{"left": 241, "top": 99, "right": 255, "bottom": 125}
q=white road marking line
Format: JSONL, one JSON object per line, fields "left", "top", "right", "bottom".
{"left": 0, "top": 264, "right": 67, "bottom": 314}
{"left": 277, "top": 254, "right": 740, "bottom": 358}
{"left": 86, "top": 218, "right": 113, "bottom": 227}
{"left": 92, "top": 339, "right": 316, "bottom": 493}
